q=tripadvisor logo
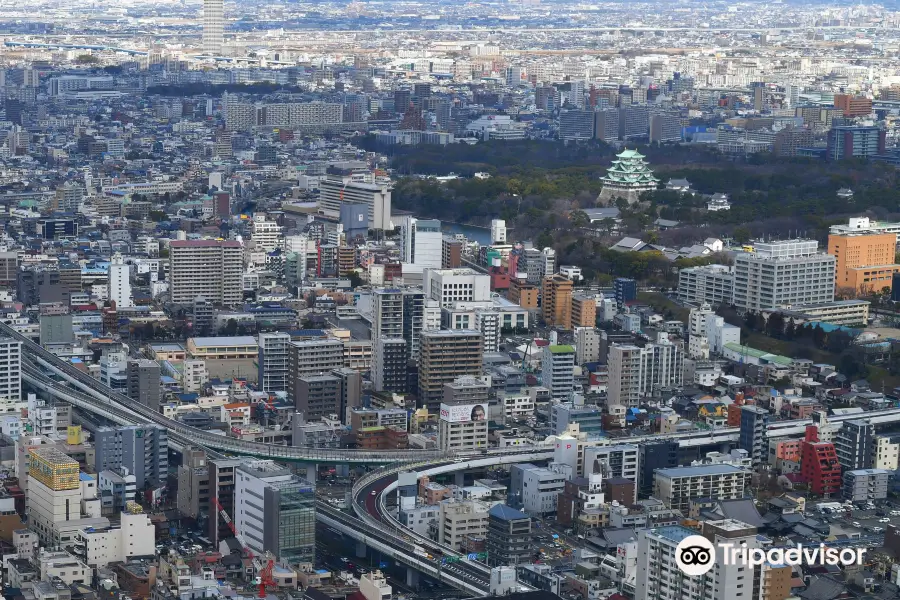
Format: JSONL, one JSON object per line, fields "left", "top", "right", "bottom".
{"left": 675, "top": 535, "right": 867, "bottom": 577}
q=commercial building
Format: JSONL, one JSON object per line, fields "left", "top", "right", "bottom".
{"left": 520, "top": 466, "right": 567, "bottom": 516}
{"left": 639, "top": 441, "right": 679, "bottom": 498}
{"left": 843, "top": 468, "right": 890, "bottom": 503}
{"left": 607, "top": 336, "right": 683, "bottom": 407}
{"left": 26, "top": 447, "right": 84, "bottom": 544}
{"left": 294, "top": 375, "right": 342, "bottom": 422}
{"left": 486, "top": 504, "right": 531, "bottom": 567}
{"left": 732, "top": 240, "right": 836, "bottom": 311}
{"left": 94, "top": 425, "right": 169, "bottom": 488}
{"left": 541, "top": 345, "right": 576, "bottom": 400}
{"left": 73, "top": 510, "right": 155, "bottom": 568}
{"left": 258, "top": 332, "right": 291, "bottom": 393}
{"left": 541, "top": 274, "right": 574, "bottom": 329}
{"left": 234, "top": 460, "right": 315, "bottom": 565}
{"left": 826, "top": 125, "right": 885, "bottom": 161}
{"left": 677, "top": 264, "right": 734, "bottom": 306}
{"left": 551, "top": 403, "right": 603, "bottom": 437}
{"left": 571, "top": 293, "right": 596, "bottom": 328}
{"left": 424, "top": 269, "right": 491, "bottom": 308}
{"left": 653, "top": 464, "right": 752, "bottom": 512}
{"left": 834, "top": 419, "right": 874, "bottom": 471}
{"left": 0, "top": 338, "right": 21, "bottom": 402}
{"left": 437, "top": 499, "right": 489, "bottom": 551}
{"left": 126, "top": 359, "right": 160, "bottom": 413}
{"left": 574, "top": 327, "right": 600, "bottom": 365}
{"left": 372, "top": 337, "right": 408, "bottom": 393}
{"left": 318, "top": 175, "right": 392, "bottom": 230}
{"left": 827, "top": 231, "right": 900, "bottom": 295}
{"left": 108, "top": 253, "right": 132, "bottom": 308}
{"left": 614, "top": 277, "right": 637, "bottom": 306}
{"left": 202, "top": 0, "right": 224, "bottom": 55}
{"left": 418, "top": 330, "right": 483, "bottom": 411}
{"left": 399, "top": 216, "right": 443, "bottom": 271}
{"left": 584, "top": 445, "right": 640, "bottom": 502}
{"left": 438, "top": 377, "right": 489, "bottom": 452}
{"left": 168, "top": 240, "right": 243, "bottom": 306}
{"left": 833, "top": 94, "right": 873, "bottom": 117}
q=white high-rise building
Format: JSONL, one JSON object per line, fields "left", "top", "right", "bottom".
{"left": 732, "top": 239, "right": 835, "bottom": 311}
{"left": 608, "top": 334, "right": 683, "bottom": 407}
{"left": 251, "top": 215, "right": 283, "bottom": 252}
{"left": 108, "top": 253, "right": 132, "bottom": 309}
{"left": 541, "top": 344, "right": 576, "bottom": 400}
{"left": 399, "top": 216, "right": 443, "bottom": 271}
{"left": 0, "top": 338, "right": 22, "bottom": 402}
{"left": 423, "top": 268, "right": 491, "bottom": 308}
{"left": 491, "top": 219, "right": 507, "bottom": 244}
{"left": 203, "top": 0, "right": 224, "bottom": 56}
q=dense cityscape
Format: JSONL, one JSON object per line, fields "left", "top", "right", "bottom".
{"left": 5, "top": 2, "right": 900, "bottom": 600}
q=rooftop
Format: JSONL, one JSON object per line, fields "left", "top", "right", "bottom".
{"left": 656, "top": 464, "right": 749, "bottom": 478}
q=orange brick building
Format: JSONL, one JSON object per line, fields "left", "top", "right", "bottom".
{"left": 827, "top": 231, "right": 900, "bottom": 295}
{"left": 508, "top": 277, "right": 539, "bottom": 309}
{"left": 571, "top": 293, "right": 597, "bottom": 328}
{"left": 541, "top": 274, "right": 573, "bottom": 329}
{"left": 833, "top": 94, "right": 873, "bottom": 117}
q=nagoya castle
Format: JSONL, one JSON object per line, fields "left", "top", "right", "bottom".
{"left": 598, "top": 148, "right": 659, "bottom": 204}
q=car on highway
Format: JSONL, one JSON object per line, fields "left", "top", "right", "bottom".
{"left": 371, "top": 490, "right": 377, "bottom": 496}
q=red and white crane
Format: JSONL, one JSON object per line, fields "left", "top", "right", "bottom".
{"left": 212, "top": 497, "right": 276, "bottom": 598}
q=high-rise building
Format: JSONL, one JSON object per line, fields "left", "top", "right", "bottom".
{"left": 234, "top": 460, "right": 315, "bottom": 565}
{"left": 649, "top": 112, "right": 682, "bottom": 144}
{"left": 94, "top": 425, "right": 169, "bottom": 488}
{"left": 835, "top": 419, "right": 874, "bottom": 471}
{"left": 251, "top": 215, "right": 283, "bottom": 252}
{"left": 372, "top": 338, "right": 408, "bottom": 393}
{"left": 571, "top": 293, "right": 596, "bottom": 328}
{"left": 168, "top": 240, "right": 243, "bottom": 306}
{"left": 438, "top": 377, "right": 489, "bottom": 451}
{"left": 424, "top": 268, "right": 491, "bottom": 308}
{"left": 541, "top": 274, "right": 573, "bottom": 329}
{"left": 541, "top": 345, "right": 575, "bottom": 400}
{"left": 258, "top": 332, "right": 291, "bottom": 393}
{"left": 418, "top": 330, "right": 483, "bottom": 411}
{"left": 486, "top": 504, "right": 531, "bottom": 567}
{"left": 732, "top": 240, "right": 835, "bottom": 311}
{"left": 294, "top": 374, "right": 342, "bottom": 422}
{"left": 739, "top": 405, "right": 769, "bottom": 466}
{"left": 828, "top": 231, "right": 900, "bottom": 296}
{"left": 318, "top": 175, "right": 392, "bottom": 230}
{"left": 398, "top": 216, "right": 442, "bottom": 270}
{"left": 653, "top": 465, "right": 752, "bottom": 512}
{"left": 559, "top": 109, "right": 596, "bottom": 141}
{"left": 607, "top": 337, "right": 683, "bottom": 407}
{"left": 441, "top": 237, "right": 463, "bottom": 268}
{"left": 202, "top": 0, "right": 224, "bottom": 55}
{"left": 614, "top": 277, "right": 637, "bottom": 306}
{"left": 108, "top": 253, "right": 132, "bottom": 308}
{"left": 491, "top": 219, "right": 507, "bottom": 244}
{"left": 288, "top": 339, "right": 345, "bottom": 392}
{"left": 126, "top": 359, "right": 160, "bottom": 413}
{"left": 638, "top": 441, "right": 679, "bottom": 498}
{"left": 677, "top": 264, "right": 734, "bottom": 306}
{"left": 826, "top": 125, "right": 885, "bottom": 161}
{"left": 574, "top": 327, "right": 600, "bottom": 364}
{"left": 0, "top": 338, "right": 22, "bottom": 402}
{"left": 26, "top": 447, "right": 85, "bottom": 544}
{"left": 833, "top": 93, "right": 873, "bottom": 117}
{"left": 842, "top": 468, "right": 890, "bottom": 503}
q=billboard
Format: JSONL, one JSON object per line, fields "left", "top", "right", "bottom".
{"left": 440, "top": 403, "right": 487, "bottom": 423}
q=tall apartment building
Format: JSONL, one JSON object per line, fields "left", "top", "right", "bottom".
{"left": 677, "top": 264, "right": 734, "bottom": 306}
{"left": 168, "top": 240, "right": 243, "bottom": 306}
{"left": 418, "top": 330, "right": 483, "bottom": 411}
{"left": 176, "top": 448, "right": 209, "bottom": 519}
{"left": 318, "top": 175, "right": 392, "bottom": 230}
{"left": 0, "top": 338, "right": 22, "bottom": 402}
{"left": 584, "top": 445, "right": 640, "bottom": 502}
{"left": 541, "top": 345, "right": 576, "bottom": 400}
{"left": 94, "top": 425, "right": 169, "bottom": 487}
{"left": 372, "top": 288, "right": 440, "bottom": 364}
{"left": 398, "top": 216, "right": 443, "bottom": 270}
{"left": 653, "top": 465, "right": 752, "bottom": 512}
{"left": 234, "top": 460, "right": 315, "bottom": 565}
{"left": 571, "top": 293, "right": 596, "bottom": 328}
{"left": 202, "top": 0, "right": 224, "bottom": 55}
{"left": 843, "top": 468, "right": 890, "bottom": 503}
{"left": 108, "top": 253, "right": 132, "bottom": 308}
{"left": 251, "top": 215, "right": 283, "bottom": 252}
{"left": 636, "top": 520, "right": 791, "bottom": 600}
{"left": 828, "top": 231, "right": 900, "bottom": 295}
{"left": 258, "top": 332, "right": 291, "bottom": 393}
{"left": 437, "top": 499, "right": 489, "bottom": 551}
{"left": 607, "top": 337, "right": 683, "bottom": 407}
{"left": 739, "top": 405, "right": 769, "bottom": 466}
{"left": 834, "top": 419, "right": 874, "bottom": 471}
{"left": 833, "top": 93, "right": 873, "bottom": 117}
{"left": 559, "top": 109, "right": 596, "bottom": 141}
{"left": 732, "top": 240, "right": 835, "bottom": 311}
{"left": 288, "top": 339, "right": 345, "bottom": 380}
{"left": 441, "top": 237, "right": 463, "bottom": 268}
{"left": 574, "top": 327, "right": 600, "bottom": 365}
{"left": 126, "top": 359, "right": 160, "bottom": 413}
{"left": 542, "top": 274, "right": 573, "bottom": 329}
{"left": 437, "top": 377, "right": 489, "bottom": 452}
{"left": 372, "top": 338, "right": 408, "bottom": 393}
{"left": 294, "top": 375, "right": 343, "bottom": 421}
{"left": 801, "top": 440, "right": 841, "bottom": 496}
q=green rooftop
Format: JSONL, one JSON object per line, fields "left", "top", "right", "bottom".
{"left": 723, "top": 343, "right": 793, "bottom": 366}
{"left": 549, "top": 344, "right": 576, "bottom": 354}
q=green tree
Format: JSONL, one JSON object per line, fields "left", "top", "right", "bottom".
{"left": 569, "top": 210, "right": 590, "bottom": 228}
{"left": 76, "top": 54, "right": 99, "bottom": 64}
{"left": 733, "top": 226, "right": 751, "bottom": 244}
{"left": 223, "top": 318, "right": 238, "bottom": 336}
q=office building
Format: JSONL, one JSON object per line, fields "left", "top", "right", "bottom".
{"left": 294, "top": 375, "right": 342, "bottom": 422}
{"left": 635, "top": 520, "right": 790, "bottom": 600}
{"left": 108, "top": 253, "right": 132, "bottom": 308}
{"left": 833, "top": 94, "right": 873, "bottom": 117}
{"left": 827, "top": 125, "right": 885, "bottom": 161}
{"left": 739, "top": 405, "right": 769, "bottom": 466}
{"left": 541, "top": 274, "right": 573, "bottom": 329}
{"left": 288, "top": 339, "right": 345, "bottom": 382}
{"left": 677, "top": 264, "right": 734, "bottom": 306}
{"left": 202, "top": 0, "right": 224, "bottom": 55}
{"left": 614, "top": 277, "right": 637, "bottom": 306}
{"left": 732, "top": 240, "right": 835, "bottom": 311}
{"left": 372, "top": 338, "right": 408, "bottom": 393}
{"left": 94, "top": 425, "right": 169, "bottom": 488}
{"left": 234, "top": 460, "right": 315, "bottom": 565}
{"left": 639, "top": 441, "right": 679, "bottom": 498}
{"left": 607, "top": 337, "right": 683, "bottom": 407}
{"left": 649, "top": 112, "right": 682, "bottom": 144}
{"left": 168, "top": 240, "right": 243, "bottom": 306}
{"left": 559, "top": 109, "right": 596, "bottom": 141}
{"left": 176, "top": 448, "right": 209, "bottom": 519}
{"left": 0, "top": 338, "right": 22, "bottom": 402}
{"left": 653, "top": 464, "right": 752, "bottom": 512}
{"left": 541, "top": 345, "right": 575, "bottom": 400}
{"left": 584, "top": 445, "right": 640, "bottom": 500}
{"left": 26, "top": 447, "right": 83, "bottom": 544}
{"left": 424, "top": 268, "right": 491, "bottom": 308}
{"left": 834, "top": 419, "right": 874, "bottom": 471}
{"left": 419, "top": 330, "right": 483, "bottom": 411}
{"left": 520, "top": 466, "right": 566, "bottom": 515}
{"left": 491, "top": 219, "right": 507, "bottom": 244}
{"left": 438, "top": 377, "right": 489, "bottom": 452}
{"left": 486, "top": 504, "right": 531, "bottom": 567}
{"left": 437, "top": 499, "right": 489, "bottom": 551}
{"left": 126, "top": 359, "right": 160, "bottom": 413}
{"left": 318, "top": 175, "right": 392, "bottom": 230}
{"left": 258, "top": 332, "right": 291, "bottom": 393}
{"left": 842, "top": 468, "right": 890, "bottom": 503}
{"left": 442, "top": 237, "right": 463, "bottom": 268}
{"left": 399, "top": 216, "right": 443, "bottom": 270}
{"left": 551, "top": 403, "right": 603, "bottom": 437}
{"left": 827, "top": 231, "right": 900, "bottom": 295}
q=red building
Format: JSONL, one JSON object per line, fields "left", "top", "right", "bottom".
{"left": 489, "top": 266, "right": 510, "bottom": 291}
{"left": 801, "top": 440, "right": 841, "bottom": 496}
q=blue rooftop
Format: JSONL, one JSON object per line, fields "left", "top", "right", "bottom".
{"left": 79, "top": 472, "right": 95, "bottom": 481}
{"left": 489, "top": 504, "right": 529, "bottom": 521}
{"left": 653, "top": 525, "right": 700, "bottom": 543}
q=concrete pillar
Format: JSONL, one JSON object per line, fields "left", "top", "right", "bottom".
{"left": 406, "top": 567, "right": 420, "bottom": 589}
{"left": 454, "top": 471, "right": 465, "bottom": 487}
{"left": 305, "top": 464, "right": 317, "bottom": 482}
{"left": 355, "top": 541, "right": 367, "bottom": 558}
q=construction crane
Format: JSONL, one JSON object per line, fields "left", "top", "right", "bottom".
{"left": 212, "top": 497, "right": 276, "bottom": 598}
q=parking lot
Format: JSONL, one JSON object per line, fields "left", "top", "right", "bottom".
{"left": 817, "top": 500, "right": 900, "bottom": 536}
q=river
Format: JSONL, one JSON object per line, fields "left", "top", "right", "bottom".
{"left": 440, "top": 222, "right": 494, "bottom": 245}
